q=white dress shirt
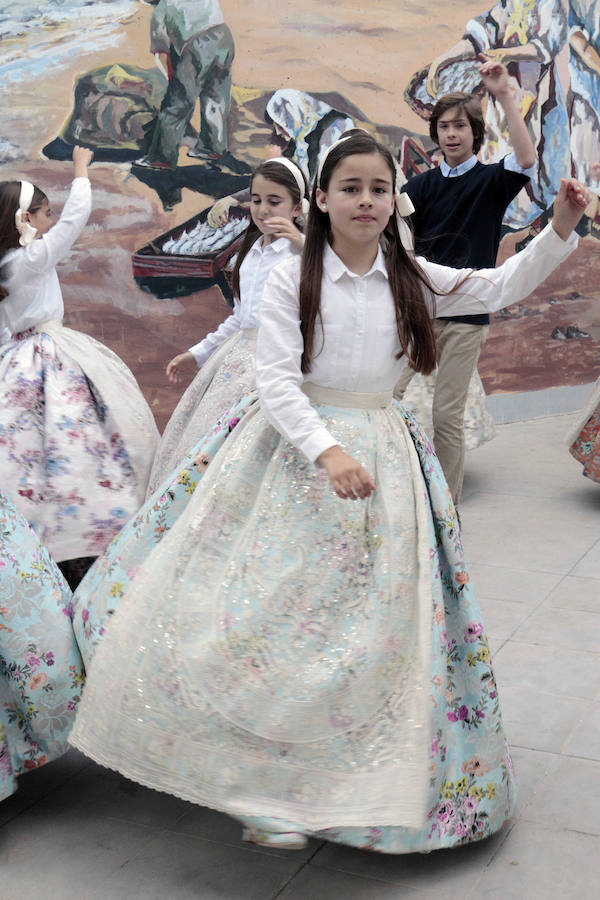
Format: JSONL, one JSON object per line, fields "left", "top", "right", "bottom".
{"left": 0, "top": 178, "right": 91, "bottom": 342}
{"left": 440, "top": 152, "right": 537, "bottom": 180}
{"left": 256, "top": 224, "right": 577, "bottom": 463}
{"left": 188, "top": 235, "right": 301, "bottom": 366}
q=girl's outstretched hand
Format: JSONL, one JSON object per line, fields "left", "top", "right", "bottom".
{"left": 166, "top": 350, "right": 196, "bottom": 383}
{"left": 263, "top": 217, "right": 304, "bottom": 250}
{"left": 552, "top": 178, "right": 592, "bottom": 240}
{"left": 317, "top": 445, "right": 375, "bottom": 500}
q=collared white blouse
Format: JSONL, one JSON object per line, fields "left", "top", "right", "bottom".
{"left": 188, "top": 235, "right": 302, "bottom": 366}
{"left": 0, "top": 178, "right": 91, "bottom": 341}
{"left": 256, "top": 225, "right": 577, "bottom": 463}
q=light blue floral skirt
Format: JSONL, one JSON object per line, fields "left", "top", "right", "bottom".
{"left": 1, "top": 489, "right": 84, "bottom": 801}
{"left": 70, "top": 396, "right": 515, "bottom": 853}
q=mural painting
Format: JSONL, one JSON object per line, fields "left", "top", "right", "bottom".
{"left": 1, "top": 0, "right": 599, "bottom": 429}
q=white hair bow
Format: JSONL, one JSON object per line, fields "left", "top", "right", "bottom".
{"left": 15, "top": 181, "right": 37, "bottom": 246}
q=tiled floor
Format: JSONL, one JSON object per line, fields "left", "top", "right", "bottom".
{"left": 1, "top": 412, "right": 598, "bottom": 899}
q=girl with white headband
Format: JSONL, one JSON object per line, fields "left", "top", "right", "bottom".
{"left": 0, "top": 147, "right": 158, "bottom": 587}
{"left": 146, "top": 157, "right": 307, "bottom": 492}
{"left": 70, "top": 131, "right": 590, "bottom": 854}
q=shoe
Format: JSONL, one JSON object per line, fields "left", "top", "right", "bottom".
{"left": 551, "top": 326, "right": 567, "bottom": 340}
{"left": 241, "top": 828, "right": 308, "bottom": 850}
{"left": 132, "top": 158, "right": 175, "bottom": 170}
{"left": 565, "top": 325, "right": 591, "bottom": 338}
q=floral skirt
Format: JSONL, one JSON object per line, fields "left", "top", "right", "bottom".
{"left": 1, "top": 488, "right": 84, "bottom": 801}
{"left": 402, "top": 369, "right": 496, "bottom": 451}
{"left": 147, "top": 329, "right": 256, "bottom": 496}
{"left": 70, "top": 393, "right": 515, "bottom": 853}
{"left": 0, "top": 325, "right": 159, "bottom": 561}
{"left": 568, "top": 378, "right": 600, "bottom": 484}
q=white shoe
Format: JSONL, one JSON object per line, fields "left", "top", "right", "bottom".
{"left": 241, "top": 827, "right": 308, "bottom": 850}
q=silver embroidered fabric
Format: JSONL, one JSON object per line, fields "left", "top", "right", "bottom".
{"left": 71, "top": 401, "right": 434, "bottom": 831}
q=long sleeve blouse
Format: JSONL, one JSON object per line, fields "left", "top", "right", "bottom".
{"left": 188, "top": 235, "right": 301, "bottom": 366}
{"left": 256, "top": 224, "right": 577, "bottom": 464}
{"left": 0, "top": 177, "right": 91, "bottom": 341}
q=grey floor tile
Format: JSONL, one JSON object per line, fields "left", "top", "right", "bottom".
{"left": 572, "top": 537, "right": 600, "bottom": 579}
{"left": 498, "top": 686, "right": 588, "bottom": 754}
{"left": 511, "top": 605, "right": 600, "bottom": 653}
{"left": 562, "top": 701, "right": 600, "bottom": 761}
{"left": 470, "top": 821, "right": 600, "bottom": 899}
{"left": 467, "top": 563, "right": 561, "bottom": 607}
{"left": 508, "top": 746, "right": 563, "bottom": 813}
{"left": 478, "top": 598, "right": 533, "bottom": 647}
{"left": 87, "top": 829, "right": 307, "bottom": 900}
{"left": 520, "top": 756, "right": 600, "bottom": 835}
{"left": 460, "top": 492, "right": 599, "bottom": 575}
{"left": 278, "top": 864, "right": 433, "bottom": 899}
{"left": 0, "top": 748, "right": 93, "bottom": 827}
{"left": 0, "top": 804, "right": 158, "bottom": 899}
{"left": 545, "top": 574, "right": 600, "bottom": 613}
{"left": 313, "top": 830, "right": 506, "bottom": 893}
{"left": 493, "top": 641, "right": 600, "bottom": 699}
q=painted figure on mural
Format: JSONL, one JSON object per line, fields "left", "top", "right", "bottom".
{"left": 568, "top": 0, "right": 600, "bottom": 236}
{"left": 137, "top": 0, "right": 235, "bottom": 170}
{"left": 407, "top": 0, "right": 570, "bottom": 233}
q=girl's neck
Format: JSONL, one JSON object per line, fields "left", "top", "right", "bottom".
{"left": 260, "top": 232, "right": 276, "bottom": 248}
{"left": 329, "top": 233, "right": 380, "bottom": 276}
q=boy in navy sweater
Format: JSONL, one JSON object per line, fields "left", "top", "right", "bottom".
{"left": 396, "top": 57, "right": 536, "bottom": 508}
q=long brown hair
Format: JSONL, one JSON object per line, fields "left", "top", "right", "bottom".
{"left": 230, "top": 160, "right": 307, "bottom": 300}
{"left": 299, "top": 131, "right": 438, "bottom": 374}
{"left": 0, "top": 180, "right": 47, "bottom": 301}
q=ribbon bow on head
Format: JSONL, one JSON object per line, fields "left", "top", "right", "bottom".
{"left": 394, "top": 163, "right": 415, "bottom": 252}
{"left": 15, "top": 181, "right": 37, "bottom": 246}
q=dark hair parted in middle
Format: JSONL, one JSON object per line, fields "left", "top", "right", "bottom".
{"left": 299, "top": 130, "right": 438, "bottom": 376}
{"left": 230, "top": 159, "right": 307, "bottom": 301}
{"left": 429, "top": 92, "right": 485, "bottom": 155}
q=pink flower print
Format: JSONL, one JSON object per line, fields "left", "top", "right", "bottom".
{"left": 81, "top": 608, "right": 90, "bottom": 624}
{"left": 25, "top": 655, "right": 41, "bottom": 669}
{"left": 464, "top": 622, "right": 484, "bottom": 643}
{"left": 455, "top": 820, "right": 469, "bottom": 838}
{"left": 43, "top": 651, "right": 55, "bottom": 666}
{"left": 448, "top": 704, "right": 469, "bottom": 723}
{"left": 461, "top": 795, "right": 480, "bottom": 815}
{"left": 461, "top": 756, "right": 491, "bottom": 776}
{"left": 28, "top": 672, "right": 48, "bottom": 691}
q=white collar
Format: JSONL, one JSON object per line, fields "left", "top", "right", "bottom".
{"left": 249, "top": 235, "right": 292, "bottom": 255}
{"left": 440, "top": 155, "right": 478, "bottom": 178}
{"left": 323, "top": 242, "right": 388, "bottom": 283}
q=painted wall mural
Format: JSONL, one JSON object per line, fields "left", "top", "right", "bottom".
{"left": 1, "top": 0, "right": 599, "bottom": 429}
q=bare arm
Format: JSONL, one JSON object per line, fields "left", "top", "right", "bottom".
{"left": 569, "top": 30, "right": 600, "bottom": 77}
{"left": 478, "top": 55, "right": 536, "bottom": 168}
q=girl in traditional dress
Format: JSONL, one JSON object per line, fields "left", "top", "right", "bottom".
{"left": 1, "top": 487, "right": 84, "bottom": 801}
{"left": 146, "top": 158, "right": 306, "bottom": 493}
{"left": 567, "top": 376, "right": 600, "bottom": 483}
{"left": 0, "top": 148, "right": 159, "bottom": 585}
{"left": 69, "top": 132, "right": 588, "bottom": 853}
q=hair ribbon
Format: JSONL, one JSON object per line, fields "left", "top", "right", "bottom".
{"left": 266, "top": 157, "right": 310, "bottom": 214}
{"left": 15, "top": 181, "right": 37, "bottom": 246}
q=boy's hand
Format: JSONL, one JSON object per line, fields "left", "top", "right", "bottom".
{"left": 552, "top": 178, "right": 592, "bottom": 241}
{"left": 73, "top": 145, "right": 93, "bottom": 177}
{"left": 477, "top": 54, "right": 511, "bottom": 97}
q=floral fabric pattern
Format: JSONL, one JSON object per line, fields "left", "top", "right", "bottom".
{"left": 147, "top": 330, "right": 257, "bottom": 496}
{"left": 0, "top": 331, "right": 142, "bottom": 561}
{"left": 70, "top": 396, "right": 515, "bottom": 852}
{"left": 569, "top": 381, "right": 600, "bottom": 484}
{"left": 1, "top": 488, "right": 84, "bottom": 801}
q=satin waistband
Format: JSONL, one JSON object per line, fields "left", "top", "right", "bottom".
{"left": 302, "top": 382, "right": 394, "bottom": 409}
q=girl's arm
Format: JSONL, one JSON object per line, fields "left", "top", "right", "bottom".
{"left": 424, "top": 178, "right": 589, "bottom": 317}
{"left": 256, "top": 262, "right": 374, "bottom": 499}
{"left": 21, "top": 147, "right": 92, "bottom": 275}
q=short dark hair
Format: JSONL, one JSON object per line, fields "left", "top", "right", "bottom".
{"left": 429, "top": 92, "right": 485, "bottom": 155}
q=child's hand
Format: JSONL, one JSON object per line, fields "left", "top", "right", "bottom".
{"left": 263, "top": 217, "right": 304, "bottom": 250}
{"left": 207, "top": 197, "right": 237, "bottom": 228}
{"left": 166, "top": 351, "right": 196, "bottom": 383}
{"left": 552, "top": 177, "right": 592, "bottom": 241}
{"left": 316, "top": 446, "right": 375, "bottom": 500}
{"left": 477, "top": 54, "right": 511, "bottom": 97}
{"left": 73, "top": 145, "right": 93, "bottom": 177}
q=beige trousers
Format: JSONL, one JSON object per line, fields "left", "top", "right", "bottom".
{"left": 394, "top": 320, "right": 489, "bottom": 505}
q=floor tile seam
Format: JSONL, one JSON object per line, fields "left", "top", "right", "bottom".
{"left": 297, "top": 858, "right": 440, "bottom": 892}
{"left": 494, "top": 637, "right": 600, "bottom": 654}
{"left": 270, "top": 843, "right": 344, "bottom": 900}
{"left": 497, "top": 684, "right": 598, "bottom": 701}
{"left": 515, "top": 814, "right": 600, "bottom": 837}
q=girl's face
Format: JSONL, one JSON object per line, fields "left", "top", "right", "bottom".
{"left": 250, "top": 174, "right": 300, "bottom": 240}
{"left": 25, "top": 199, "right": 53, "bottom": 237}
{"left": 316, "top": 152, "right": 395, "bottom": 249}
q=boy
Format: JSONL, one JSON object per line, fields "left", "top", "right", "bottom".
{"left": 396, "top": 57, "right": 536, "bottom": 508}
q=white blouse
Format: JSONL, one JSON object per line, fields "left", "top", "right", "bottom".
{"left": 0, "top": 177, "right": 91, "bottom": 342}
{"left": 188, "top": 236, "right": 302, "bottom": 366}
{"left": 256, "top": 224, "right": 578, "bottom": 463}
